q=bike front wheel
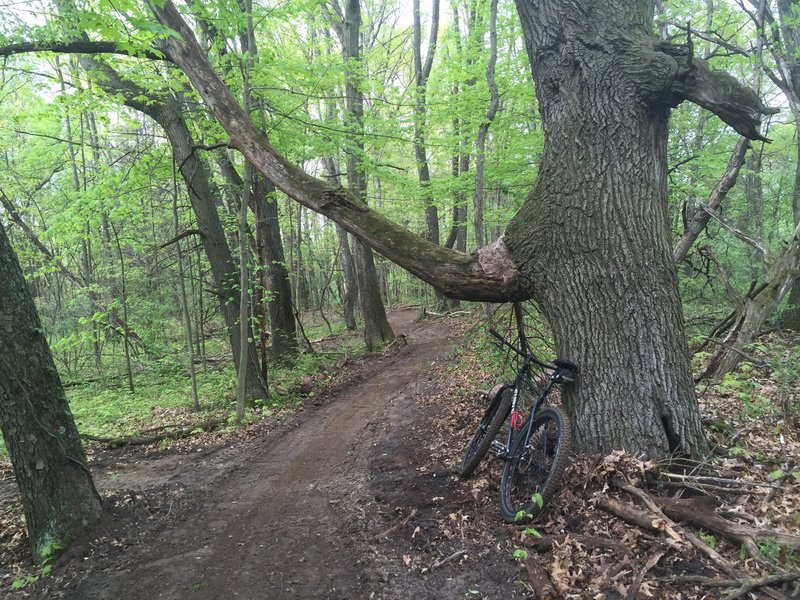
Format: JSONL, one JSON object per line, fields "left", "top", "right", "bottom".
{"left": 498, "top": 406, "right": 571, "bottom": 523}
{"left": 458, "top": 388, "right": 512, "bottom": 478}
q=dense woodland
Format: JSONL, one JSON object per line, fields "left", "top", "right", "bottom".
{"left": 0, "top": 0, "right": 799, "bottom": 586}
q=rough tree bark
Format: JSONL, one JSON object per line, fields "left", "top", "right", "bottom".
{"left": 0, "top": 220, "right": 102, "bottom": 563}
{"left": 149, "top": 0, "right": 772, "bottom": 457}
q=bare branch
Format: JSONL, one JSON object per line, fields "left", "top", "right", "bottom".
{"left": 159, "top": 229, "right": 202, "bottom": 249}
{"left": 698, "top": 202, "right": 771, "bottom": 260}
{"left": 0, "top": 40, "right": 167, "bottom": 62}
{"left": 674, "top": 137, "right": 750, "bottom": 263}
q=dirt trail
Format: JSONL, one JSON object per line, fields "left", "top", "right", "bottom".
{"left": 40, "top": 310, "right": 523, "bottom": 600}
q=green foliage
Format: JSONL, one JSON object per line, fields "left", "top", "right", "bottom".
{"left": 12, "top": 540, "right": 61, "bottom": 589}
{"left": 698, "top": 530, "right": 717, "bottom": 550}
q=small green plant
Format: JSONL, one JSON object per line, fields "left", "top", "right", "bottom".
{"left": 728, "top": 445, "right": 752, "bottom": 458}
{"left": 513, "top": 548, "right": 529, "bottom": 559}
{"left": 758, "top": 537, "right": 782, "bottom": 563}
{"left": 522, "top": 526, "right": 543, "bottom": 539}
{"left": 514, "top": 494, "right": 545, "bottom": 523}
{"left": 12, "top": 541, "right": 61, "bottom": 589}
{"left": 698, "top": 530, "right": 717, "bottom": 550}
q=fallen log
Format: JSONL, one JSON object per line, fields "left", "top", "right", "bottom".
{"left": 661, "top": 572, "right": 800, "bottom": 600}
{"left": 80, "top": 417, "right": 226, "bottom": 447}
{"left": 612, "top": 479, "right": 791, "bottom": 600}
{"left": 653, "top": 495, "right": 800, "bottom": 555}
{"left": 521, "top": 532, "right": 630, "bottom": 554}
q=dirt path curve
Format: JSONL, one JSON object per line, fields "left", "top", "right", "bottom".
{"left": 42, "top": 310, "right": 521, "bottom": 600}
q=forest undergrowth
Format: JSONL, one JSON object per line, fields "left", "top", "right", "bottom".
{"left": 428, "top": 320, "right": 800, "bottom": 598}
{"left": 1, "top": 313, "right": 799, "bottom": 598}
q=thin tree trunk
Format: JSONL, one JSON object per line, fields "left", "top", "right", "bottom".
{"left": 321, "top": 96, "right": 360, "bottom": 331}
{"left": 412, "top": 0, "right": 445, "bottom": 309}
{"left": 774, "top": 0, "right": 800, "bottom": 329}
{"left": 254, "top": 178, "right": 297, "bottom": 359}
{"left": 236, "top": 0, "right": 257, "bottom": 423}
{"left": 109, "top": 222, "right": 134, "bottom": 393}
{"left": 336, "top": 224, "right": 358, "bottom": 330}
{"left": 473, "top": 0, "right": 499, "bottom": 251}
{"left": 342, "top": 0, "right": 394, "bottom": 350}
{"left": 172, "top": 156, "right": 200, "bottom": 410}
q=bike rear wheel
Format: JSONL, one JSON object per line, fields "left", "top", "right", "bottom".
{"left": 498, "top": 406, "right": 571, "bottom": 522}
{"left": 458, "top": 388, "right": 512, "bottom": 478}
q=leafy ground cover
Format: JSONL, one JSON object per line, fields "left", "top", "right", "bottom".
{"left": 428, "top": 320, "right": 800, "bottom": 598}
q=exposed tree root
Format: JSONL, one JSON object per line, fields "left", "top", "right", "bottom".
{"left": 525, "top": 554, "right": 559, "bottom": 599}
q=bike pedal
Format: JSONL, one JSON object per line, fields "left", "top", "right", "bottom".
{"left": 490, "top": 441, "right": 505, "bottom": 454}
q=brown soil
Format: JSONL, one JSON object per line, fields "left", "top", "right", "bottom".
{"left": 28, "top": 310, "right": 524, "bottom": 600}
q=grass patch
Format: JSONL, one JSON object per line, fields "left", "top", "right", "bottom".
{"left": 0, "top": 333, "right": 367, "bottom": 460}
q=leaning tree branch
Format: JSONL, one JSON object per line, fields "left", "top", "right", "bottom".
{"left": 159, "top": 229, "right": 202, "bottom": 249}
{"left": 0, "top": 40, "right": 168, "bottom": 62}
{"left": 697, "top": 202, "right": 771, "bottom": 260}
{"left": 674, "top": 137, "right": 750, "bottom": 263}
{"left": 146, "top": 0, "right": 524, "bottom": 303}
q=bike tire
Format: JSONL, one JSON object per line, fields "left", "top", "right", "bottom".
{"left": 458, "top": 388, "right": 512, "bottom": 479}
{"left": 498, "top": 406, "right": 571, "bottom": 523}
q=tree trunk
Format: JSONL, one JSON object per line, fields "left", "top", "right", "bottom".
{"left": 253, "top": 178, "right": 297, "bottom": 359}
{"left": 321, "top": 155, "right": 359, "bottom": 331}
{"left": 412, "top": 0, "right": 445, "bottom": 310}
{"left": 0, "top": 220, "right": 102, "bottom": 563}
{"left": 506, "top": 0, "right": 713, "bottom": 457}
{"left": 342, "top": 0, "right": 394, "bottom": 350}
{"left": 172, "top": 157, "right": 201, "bottom": 410}
{"left": 780, "top": 131, "right": 800, "bottom": 329}
{"left": 473, "top": 0, "right": 499, "bottom": 251}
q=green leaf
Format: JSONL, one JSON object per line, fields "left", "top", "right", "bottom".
{"left": 513, "top": 549, "right": 529, "bottom": 559}
{"left": 12, "top": 578, "right": 28, "bottom": 589}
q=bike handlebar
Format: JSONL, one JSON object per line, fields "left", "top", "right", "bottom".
{"left": 488, "top": 327, "right": 578, "bottom": 382}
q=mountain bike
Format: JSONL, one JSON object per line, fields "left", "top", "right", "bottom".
{"left": 459, "top": 328, "right": 577, "bottom": 522}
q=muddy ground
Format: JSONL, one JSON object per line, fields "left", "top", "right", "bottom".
{"left": 22, "top": 310, "right": 525, "bottom": 599}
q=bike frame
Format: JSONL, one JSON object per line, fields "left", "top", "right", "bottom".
{"left": 487, "top": 329, "right": 572, "bottom": 459}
